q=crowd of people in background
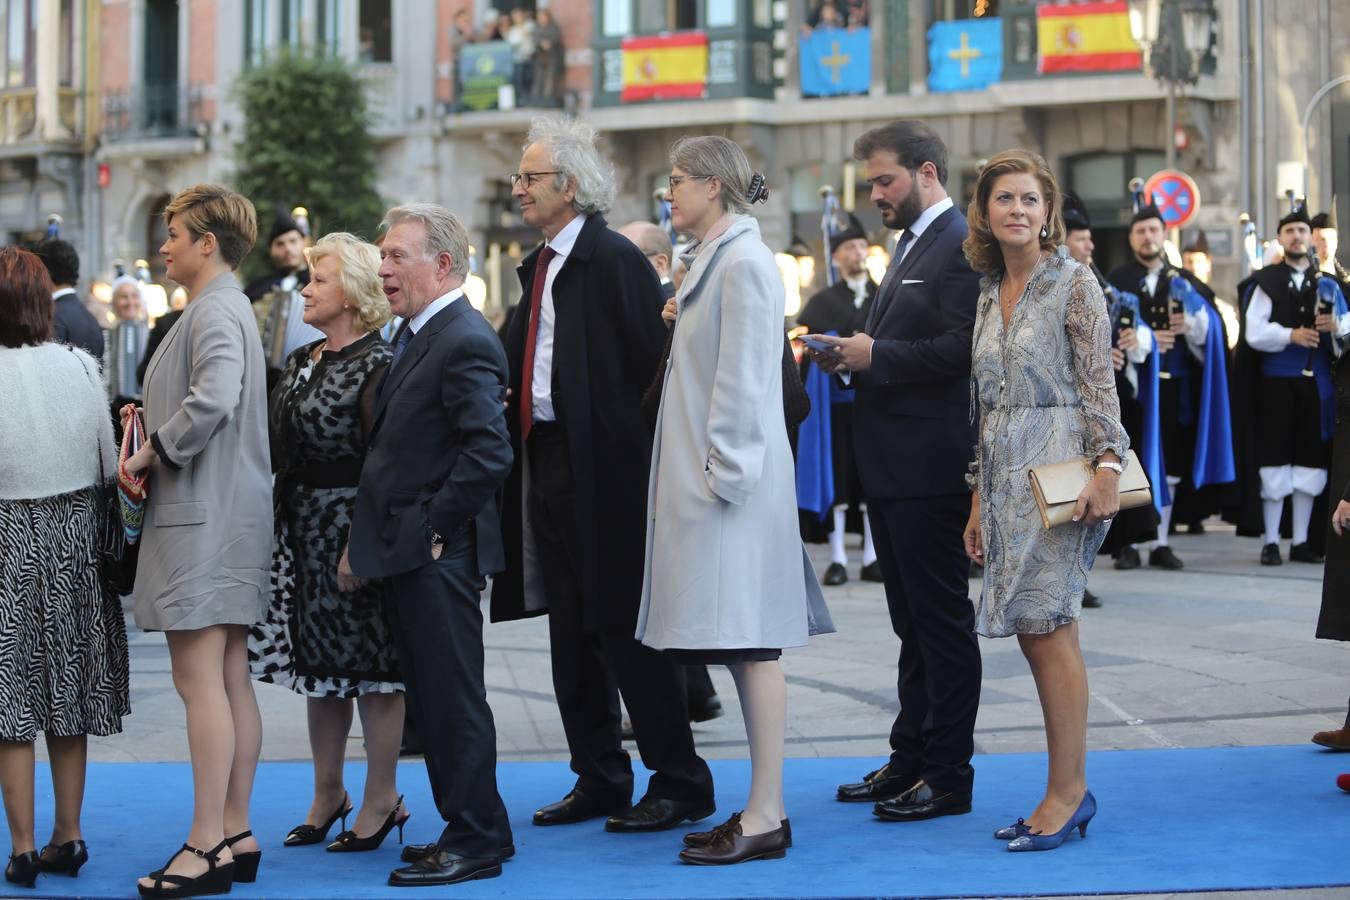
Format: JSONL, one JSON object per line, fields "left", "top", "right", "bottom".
{"left": 448, "top": 5, "right": 565, "bottom": 109}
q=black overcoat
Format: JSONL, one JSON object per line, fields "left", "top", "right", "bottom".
{"left": 490, "top": 214, "right": 669, "bottom": 631}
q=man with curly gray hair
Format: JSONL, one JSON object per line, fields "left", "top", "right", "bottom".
{"left": 492, "top": 117, "right": 716, "bottom": 834}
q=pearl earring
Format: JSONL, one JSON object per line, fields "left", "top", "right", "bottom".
{"left": 1040, "top": 225, "right": 1048, "bottom": 239}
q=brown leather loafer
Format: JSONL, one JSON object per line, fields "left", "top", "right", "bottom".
{"left": 1313, "top": 726, "right": 1350, "bottom": 751}
{"left": 684, "top": 813, "right": 792, "bottom": 848}
{"left": 678, "top": 820, "right": 788, "bottom": 865}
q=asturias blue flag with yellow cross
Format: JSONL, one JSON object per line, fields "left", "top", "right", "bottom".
{"left": 927, "top": 18, "right": 1002, "bottom": 93}
{"left": 800, "top": 27, "right": 871, "bottom": 97}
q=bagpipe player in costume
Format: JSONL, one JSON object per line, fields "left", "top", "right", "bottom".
{"left": 1230, "top": 196, "right": 1350, "bottom": 565}
{"left": 1108, "top": 181, "right": 1235, "bottom": 570}
{"left": 246, "top": 206, "right": 323, "bottom": 392}
{"left": 795, "top": 199, "right": 881, "bottom": 586}
{"left": 1061, "top": 195, "right": 1159, "bottom": 592}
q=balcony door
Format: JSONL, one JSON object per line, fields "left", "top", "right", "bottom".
{"left": 143, "top": 0, "right": 179, "bottom": 133}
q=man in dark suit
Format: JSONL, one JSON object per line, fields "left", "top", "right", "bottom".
{"left": 492, "top": 117, "right": 715, "bottom": 833}
{"left": 32, "top": 239, "right": 104, "bottom": 359}
{"left": 805, "top": 120, "right": 982, "bottom": 823}
{"left": 347, "top": 203, "right": 514, "bottom": 887}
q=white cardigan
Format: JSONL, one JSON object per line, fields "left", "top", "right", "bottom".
{"left": 0, "top": 342, "right": 116, "bottom": 500}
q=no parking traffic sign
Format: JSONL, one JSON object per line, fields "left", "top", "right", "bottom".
{"left": 1142, "top": 170, "right": 1201, "bottom": 229}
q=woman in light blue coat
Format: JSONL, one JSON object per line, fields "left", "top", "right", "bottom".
{"left": 638, "top": 136, "right": 833, "bottom": 866}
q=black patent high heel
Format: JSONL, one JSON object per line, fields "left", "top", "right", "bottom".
{"left": 284, "top": 793, "right": 352, "bottom": 846}
{"left": 327, "top": 796, "right": 410, "bottom": 852}
{"left": 5, "top": 851, "right": 40, "bottom": 888}
{"left": 224, "top": 831, "right": 260, "bottom": 883}
{"left": 38, "top": 839, "right": 88, "bottom": 876}
{"left": 137, "top": 840, "right": 234, "bottom": 898}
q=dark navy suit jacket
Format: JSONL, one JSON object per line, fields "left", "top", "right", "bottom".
{"left": 850, "top": 204, "right": 981, "bottom": 500}
{"left": 349, "top": 297, "right": 513, "bottom": 580}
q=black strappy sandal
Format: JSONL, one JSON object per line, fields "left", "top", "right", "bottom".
{"left": 284, "top": 793, "right": 352, "bottom": 846}
{"left": 137, "top": 840, "right": 235, "bottom": 898}
{"left": 224, "top": 831, "right": 260, "bottom": 883}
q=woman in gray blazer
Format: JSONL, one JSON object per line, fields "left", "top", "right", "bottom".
{"left": 124, "top": 185, "right": 271, "bottom": 898}
{"left": 637, "top": 137, "right": 833, "bottom": 866}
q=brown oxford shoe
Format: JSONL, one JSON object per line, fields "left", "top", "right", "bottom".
{"left": 678, "top": 820, "right": 788, "bottom": 865}
{"left": 684, "top": 813, "right": 792, "bottom": 848}
{"left": 1312, "top": 726, "right": 1350, "bottom": 751}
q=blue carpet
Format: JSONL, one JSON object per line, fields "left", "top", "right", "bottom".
{"left": 5, "top": 745, "right": 1349, "bottom": 898}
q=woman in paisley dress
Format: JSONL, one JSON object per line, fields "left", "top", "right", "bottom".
{"left": 961, "top": 151, "right": 1126, "bottom": 852}
{"left": 248, "top": 232, "right": 412, "bottom": 851}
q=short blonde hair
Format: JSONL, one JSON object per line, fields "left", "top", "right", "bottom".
{"left": 963, "top": 150, "right": 1064, "bottom": 275}
{"left": 162, "top": 184, "right": 257, "bottom": 269}
{"left": 305, "top": 232, "right": 391, "bottom": 334}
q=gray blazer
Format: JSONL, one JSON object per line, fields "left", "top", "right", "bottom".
{"left": 637, "top": 215, "right": 833, "bottom": 650}
{"left": 134, "top": 272, "right": 272, "bottom": 631}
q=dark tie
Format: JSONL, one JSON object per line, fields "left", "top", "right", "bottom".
{"left": 866, "top": 230, "right": 915, "bottom": 334}
{"left": 519, "top": 245, "right": 559, "bottom": 442}
{"left": 389, "top": 323, "right": 414, "bottom": 370}
{"left": 895, "top": 228, "right": 915, "bottom": 261}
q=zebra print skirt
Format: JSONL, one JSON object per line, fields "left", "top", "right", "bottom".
{"left": 0, "top": 487, "right": 130, "bottom": 741}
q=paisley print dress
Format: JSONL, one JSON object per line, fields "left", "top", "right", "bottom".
{"left": 968, "top": 255, "right": 1127, "bottom": 638}
{"left": 249, "top": 332, "right": 402, "bottom": 697}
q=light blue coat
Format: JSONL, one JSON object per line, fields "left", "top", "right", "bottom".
{"left": 637, "top": 215, "right": 833, "bottom": 651}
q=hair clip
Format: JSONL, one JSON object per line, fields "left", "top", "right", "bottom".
{"left": 747, "top": 172, "right": 769, "bottom": 205}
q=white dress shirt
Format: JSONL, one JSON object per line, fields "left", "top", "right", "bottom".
{"left": 407, "top": 288, "right": 464, "bottom": 336}
{"left": 896, "top": 196, "right": 954, "bottom": 266}
{"left": 530, "top": 213, "right": 586, "bottom": 424}
{"left": 1244, "top": 264, "right": 1350, "bottom": 353}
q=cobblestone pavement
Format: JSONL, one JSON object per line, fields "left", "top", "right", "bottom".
{"left": 76, "top": 523, "right": 1349, "bottom": 899}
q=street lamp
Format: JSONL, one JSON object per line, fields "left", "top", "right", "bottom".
{"left": 1127, "top": 0, "right": 1216, "bottom": 171}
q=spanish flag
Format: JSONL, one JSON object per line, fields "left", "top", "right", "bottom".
{"left": 1037, "top": 1, "right": 1142, "bottom": 74}
{"left": 620, "top": 33, "right": 709, "bottom": 103}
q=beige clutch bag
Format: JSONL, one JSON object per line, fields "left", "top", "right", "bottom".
{"left": 1028, "top": 449, "right": 1152, "bottom": 529}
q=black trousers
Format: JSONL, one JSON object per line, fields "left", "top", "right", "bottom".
{"left": 385, "top": 540, "right": 511, "bottom": 858}
{"left": 867, "top": 494, "right": 981, "bottom": 796}
{"left": 528, "top": 425, "right": 713, "bottom": 804}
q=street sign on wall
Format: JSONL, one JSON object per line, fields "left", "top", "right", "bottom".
{"left": 1143, "top": 169, "right": 1201, "bottom": 229}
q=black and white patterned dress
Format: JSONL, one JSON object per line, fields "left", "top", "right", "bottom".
{"left": 249, "top": 332, "right": 402, "bottom": 698}
{"left": 0, "top": 488, "right": 131, "bottom": 739}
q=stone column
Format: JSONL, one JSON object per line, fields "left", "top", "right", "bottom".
{"left": 35, "top": 0, "right": 63, "bottom": 139}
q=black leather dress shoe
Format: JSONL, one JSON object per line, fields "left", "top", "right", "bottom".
{"left": 1290, "top": 542, "right": 1324, "bottom": 564}
{"left": 400, "top": 842, "right": 514, "bottom": 864}
{"left": 1148, "top": 546, "right": 1184, "bottom": 570}
{"left": 823, "top": 562, "right": 848, "bottom": 586}
{"left": 835, "top": 764, "right": 917, "bottom": 803}
{"left": 605, "top": 796, "right": 715, "bottom": 833}
{"left": 689, "top": 695, "right": 724, "bottom": 723}
{"left": 387, "top": 851, "right": 501, "bottom": 887}
{"left": 1081, "top": 589, "right": 1102, "bottom": 609}
{"left": 533, "top": 790, "right": 628, "bottom": 826}
{"left": 873, "top": 781, "right": 971, "bottom": 822}
{"left": 1114, "top": 546, "right": 1141, "bottom": 570}
{"left": 1260, "top": 542, "right": 1283, "bottom": 566}
{"left": 860, "top": 561, "right": 885, "bottom": 582}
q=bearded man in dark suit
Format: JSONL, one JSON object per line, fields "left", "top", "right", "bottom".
{"left": 804, "top": 120, "right": 983, "bottom": 824}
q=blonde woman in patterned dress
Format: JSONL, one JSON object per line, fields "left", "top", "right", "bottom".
{"left": 961, "top": 150, "right": 1126, "bottom": 852}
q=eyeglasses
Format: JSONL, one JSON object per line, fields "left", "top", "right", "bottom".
{"left": 509, "top": 171, "right": 559, "bottom": 187}
{"left": 668, "top": 174, "right": 713, "bottom": 191}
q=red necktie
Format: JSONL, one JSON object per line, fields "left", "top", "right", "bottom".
{"left": 519, "top": 245, "right": 558, "bottom": 442}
